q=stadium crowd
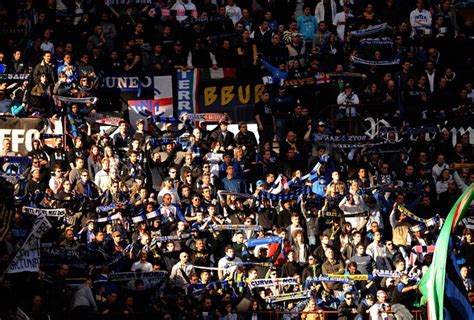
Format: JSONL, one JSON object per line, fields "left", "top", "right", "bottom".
{"left": 0, "top": 0, "right": 473, "bottom": 319}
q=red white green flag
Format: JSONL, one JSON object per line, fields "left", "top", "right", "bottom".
{"left": 419, "top": 184, "right": 474, "bottom": 320}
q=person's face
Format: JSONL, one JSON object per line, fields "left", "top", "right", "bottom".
{"left": 180, "top": 252, "right": 189, "bottom": 263}
{"left": 96, "top": 232, "right": 104, "bottom": 242}
{"left": 349, "top": 265, "right": 357, "bottom": 273}
{"left": 226, "top": 248, "right": 235, "bottom": 258}
{"left": 226, "top": 165, "right": 234, "bottom": 176}
{"left": 196, "top": 239, "right": 205, "bottom": 251}
{"left": 357, "top": 246, "right": 365, "bottom": 255}
{"left": 345, "top": 295, "right": 354, "bottom": 304}
{"left": 44, "top": 53, "right": 51, "bottom": 63}
{"left": 163, "top": 195, "right": 171, "bottom": 205}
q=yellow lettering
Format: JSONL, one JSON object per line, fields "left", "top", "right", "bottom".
{"left": 297, "top": 79, "right": 305, "bottom": 86}
{"left": 306, "top": 77, "right": 315, "bottom": 85}
{"left": 204, "top": 87, "right": 217, "bottom": 106}
{"left": 238, "top": 85, "right": 251, "bottom": 104}
{"left": 254, "top": 84, "right": 264, "bottom": 103}
{"left": 221, "top": 86, "right": 234, "bottom": 106}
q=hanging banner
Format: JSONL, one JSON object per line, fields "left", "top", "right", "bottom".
{"left": 127, "top": 75, "right": 173, "bottom": 129}
{"left": 6, "top": 215, "right": 52, "bottom": 273}
{"left": 0, "top": 117, "right": 44, "bottom": 154}
{"left": 176, "top": 70, "right": 198, "bottom": 117}
{"left": 199, "top": 79, "right": 265, "bottom": 114}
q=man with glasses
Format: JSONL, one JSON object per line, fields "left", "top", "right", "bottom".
{"left": 337, "top": 292, "right": 358, "bottom": 319}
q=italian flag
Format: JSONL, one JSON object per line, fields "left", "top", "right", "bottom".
{"left": 200, "top": 68, "right": 236, "bottom": 80}
{"left": 419, "top": 184, "right": 474, "bottom": 320}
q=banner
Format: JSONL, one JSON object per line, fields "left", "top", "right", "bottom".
{"left": 199, "top": 79, "right": 265, "bottom": 114}
{"left": 177, "top": 70, "right": 198, "bottom": 116}
{"left": 249, "top": 277, "right": 298, "bottom": 289}
{"left": 22, "top": 207, "right": 66, "bottom": 217}
{"left": 109, "top": 271, "right": 168, "bottom": 282}
{"left": 6, "top": 214, "right": 52, "bottom": 273}
{"left": 0, "top": 117, "right": 44, "bottom": 154}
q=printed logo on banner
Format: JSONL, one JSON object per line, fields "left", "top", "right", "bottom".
{"left": 0, "top": 118, "right": 44, "bottom": 153}
{"left": 127, "top": 76, "right": 174, "bottom": 129}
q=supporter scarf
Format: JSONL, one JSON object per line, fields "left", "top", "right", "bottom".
{"left": 344, "top": 211, "right": 369, "bottom": 218}
{"left": 192, "top": 261, "right": 272, "bottom": 271}
{"left": 462, "top": 216, "right": 474, "bottom": 229}
{"left": 56, "top": 96, "right": 98, "bottom": 104}
{"left": 318, "top": 211, "right": 341, "bottom": 218}
{"left": 106, "top": 0, "right": 151, "bottom": 4}
{"left": 374, "top": 270, "right": 420, "bottom": 280}
{"left": 96, "top": 203, "right": 130, "bottom": 213}
{"left": 359, "top": 37, "right": 394, "bottom": 47}
{"left": 94, "top": 213, "right": 122, "bottom": 224}
{"left": 150, "top": 233, "right": 190, "bottom": 244}
{"left": 249, "top": 277, "right": 298, "bottom": 289}
{"left": 22, "top": 207, "right": 65, "bottom": 217}
{"left": 211, "top": 224, "right": 260, "bottom": 231}
{"left": 246, "top": 236, "right": 281, "bottom": 248}
{"left": 409, "top": 245, "right": 436, "bottom": 266}
{"left": 305, "top": 275, "right": 354, "bottom": 285}
{"left": 351, "top": 56, "right": 400, "bottom": 66}
{"left": 350, "top": 23, "right": 388, "bottom": 37}
{"left": 267, "top": 291, "right": 312, "bottom": 303}
{"left": 397, "top": 205, "right": 439, "bottom": 224}
{"left": 109, "top": 271, "right": 168, "bottom": 282}
{"left": 149, "top": 7, "right": 198, "bottom": 18}
{"left": 326, "top": 274, "right": 373, "bottom": 281}
{"left": 259, "top": 185, "right": 313, "bottom": 202}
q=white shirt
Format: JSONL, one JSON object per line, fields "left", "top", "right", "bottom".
{"left": 94, "top": 169, "right": 111, "bottom": 193}
{"left": 333, "top": 11, "right": 352, "bottom": 41}
{"left": 171, "top": 1, "right": 197, "bottom": 22}
{"left": 131, "top": 260, "right": 153, "bottom": 272}
{"left": 218, "top": 256, "right": 243, "bottom": 279}
{"left": 170, "top": 262, "right": 195, "bottom": 287}
{"left": 409, "top": 8, "right": 432, "bottom": 28}
{"left": 225, "top": 4, "right": 242, "bottom": 26}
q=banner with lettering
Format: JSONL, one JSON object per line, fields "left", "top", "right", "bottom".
{"left": 0, "top": 117, "right": 44, "bottom": 154}
{"left": 198, "top": 78, "right": 265, "bottom": 116}
{"left": 6, "top": 214, "right": 52, "bottom": 273}
{"left": 176, "top": 70, "right": 198, "bottom": 117}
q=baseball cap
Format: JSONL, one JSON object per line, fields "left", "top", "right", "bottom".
{"left": 256, "top": 180, "right": 264, "bottom": 187}
{"left": 344, "top": 83, "right": 351, "bottom": 88}
{"left": 317, "top": 121, "right": 326, "bottom": 126}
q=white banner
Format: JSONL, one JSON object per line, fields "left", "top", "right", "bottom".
{"left": 22, "top": 207, "right": 66, "bottom": 217}
{"left": 6, "top": 215, "right": 52, "bottom": 273}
